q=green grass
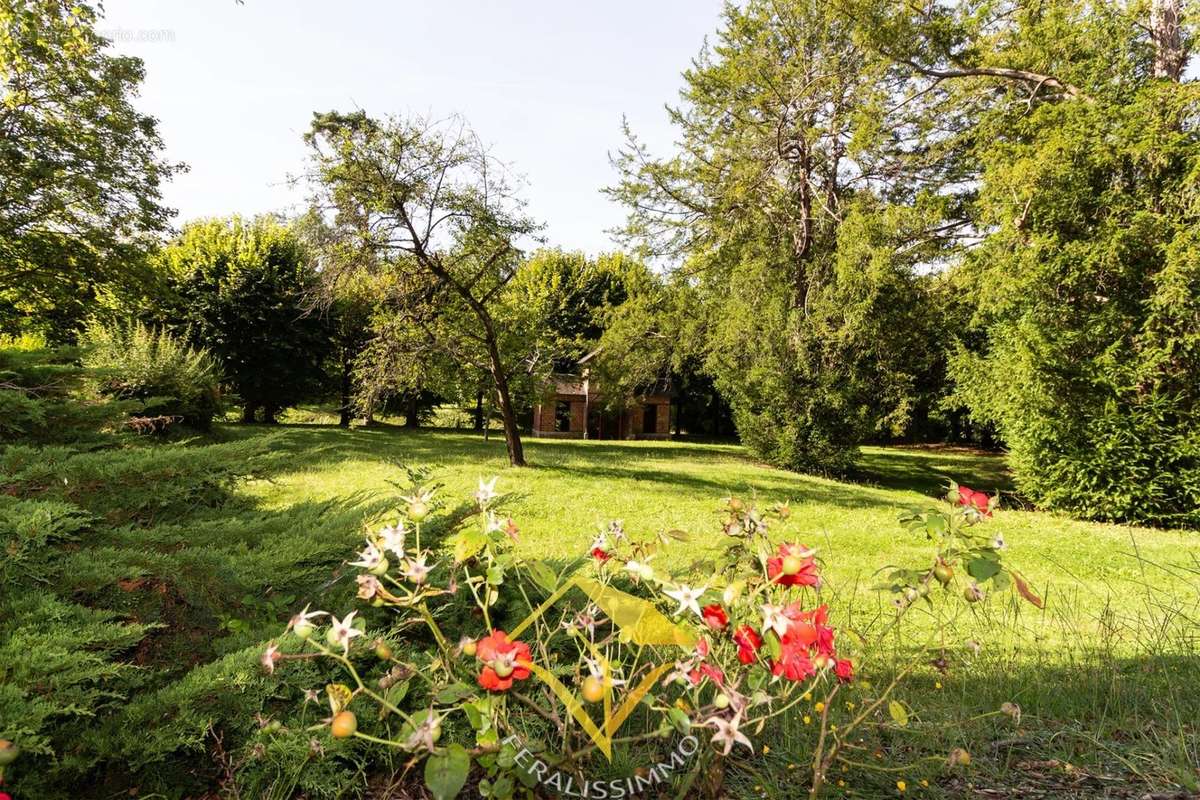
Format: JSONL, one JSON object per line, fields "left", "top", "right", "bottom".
{"left": 230, "top": 423, "right": 1200, "bottom": 796}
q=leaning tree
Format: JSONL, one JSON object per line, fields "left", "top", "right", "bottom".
{"left": 303, "top": 111, "right": 541, "bottom": 466}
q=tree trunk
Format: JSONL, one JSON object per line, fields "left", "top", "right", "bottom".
{"left": 263, "top": 405, "right": 279, "bottom": 424}
{"left": 473, "top": 390, "right": 485, "bottom": 432}
{"left": 339, "top": 352, "right": 353, "bottom": 428}
{"left": 241, "top": 403, "right": 257, "bottom": 424}
{"left": 404, "top": 393, "right": 419, "bottom": 428}
{"left": 482, "top": 335, "right": 524, "bottom": 465}
{"left": 492, "top": 376, "right": 523, "bottom": 465}
{"left": 1152, "top": 0, "right": 1185, "bottom": 81}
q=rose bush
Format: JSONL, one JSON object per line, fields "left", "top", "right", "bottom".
{"left": 261, "top": 473, "right": 1040, "bottom": 798}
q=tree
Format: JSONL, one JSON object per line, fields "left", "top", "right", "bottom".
{"left": 609, "top": 0, "right": 952, "bottom": 473}
{"left": 303, "top": 111, "right": 542, "bottom": 466}
{"left": 0, "top": 0, "right": 180, "bottom": 338}
{"left": 862, "top": 0, "right": 1199, "bottom": 526}
{"left": 156, "top": 216, "right": 331, "bottom": 423}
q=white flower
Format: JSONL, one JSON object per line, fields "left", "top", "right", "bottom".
{"left": 607, "top": 520, "right": 626, "bottom": 542}
{"left": 378, "top": 524, "right": 406, "bottom": 558}
{"left": 328, "top": 611, "right": 362, "bottom": 654}
{"left": 349, "top": 541, "right": 385, "bottom": 570}
{"left": 591, "top": 532, "right": 610, "bottom": 552}
{"left": 474, "top": 477, "right": 498, "bottom": 507}
{"left": 760, "top": 603, "right": 791, "bottom": 639}
{"left": 287, "top": 604, "right": 327, "bottom": 637}
{"left": 260, "top": 643, "right": 281, "bottom": 674}
{"left": 356, "top": 574, "right": 382, "bottom": 600}
{"left": 404, "top": 711, "right": 444, "bottom": 752}
{"left": 664, "top": 584, "right": 707, "bottom": 618}
{"left": 706, "top": 712, "right": 753, "bottom": 755}
{"left": 484, "top": 511, "right": 505, "bottom": 535}
{"left": 664, "top": 658, "right": 698, "bottom": 686}
{"left": 992, "top": 533, "right": 1006, "bottom": 550}
{"left": 562, "top": 603, "right": 601, "bottom": 637}
{"left": 402, "top": 553, "right": 435, "bottom": 584}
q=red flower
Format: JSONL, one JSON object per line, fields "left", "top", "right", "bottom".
{"left": 835, "top": 658, "right": 854, "bottom": 683}
{"left": 957, "top": 486, "right": 992, "bottom": 518}
{"left": 688, "top": 662, "right": 726, "bottom": 687}
{"left": 732, "top": 625, "right": 762, "bottom": 664}
{"left": 766, "top": 543, "right": 821, "bottom": 587}
{"left": 591, "top": 547, "right": 611, "bottom": 561}
{"left": 701, "top": 603, "right": 729, "bottom": 631}
{"left": 785, "top": 604, "right": 836, "bottom": 658}
{"left": 475, "top": 629, "right": 532, "bottom": 692}
{"left": 771, "top": 634, "right": 816, "bottom": 682}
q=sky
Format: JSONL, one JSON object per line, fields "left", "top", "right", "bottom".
{"left": 98, "top": 1, "right": 726, "bottom": 256}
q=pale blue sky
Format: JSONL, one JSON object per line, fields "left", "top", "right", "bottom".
{"left": 99, "top": 1, "right": 725, "bottom": 255}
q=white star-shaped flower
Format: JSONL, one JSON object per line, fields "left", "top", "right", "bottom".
{"left": 591, "top": 532, "right": 610, "bottom": 552}
{"left": 484, "top": 511, "right": 505, "bottom": 534}
{"left": 402, "top": 553, "right": 435, "bottom": 584}
{"left": 328, "top": 611, "right": 362, "bottom": 654}
{"left": 349, "top": 541, "right": 385, "bottom": 570}
{"left": 377, "top": 524, "right": 406, "bottom": 558}
{"left": 287, "top": 604, "right": 327, "bottom": 635}
{"left": 474, "top": 477, "right": 498, "bottom": 507}
{"left": 706, "top": 712, "right": 753, "bottom": 755}
{"left": 760, "top": 603, "right": 791, "bottom": 639}
{"left": 664, "top": 584, "right": 707, "bottom": 618}
{"left": 664, "top": 658, "right": 698, "bottom": 686}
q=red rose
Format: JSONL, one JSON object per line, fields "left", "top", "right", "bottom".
{"left": 957, "top": 485, "right": 993, "bottom": 518}
{"left": 766, "top": 543, "right": 821, "bottom": 587}
{"left": 591, "top": 547, "right": 611, "bottom": 561}
{"left": 732, "top": 625, "right": 762, "bottom": 664}
{"left": 475, "top": 629, "right": 532, "bottom": 692}
{"left": 835, "top": 658, "right": 854, "bottom": 683}
{"left": 701, "top": 603, "right": 729, "bottom": 631}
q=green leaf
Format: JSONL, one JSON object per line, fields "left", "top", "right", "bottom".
{"left": 378, "top": 679, "right": 409, "bottom": 719}
{"left": 486, "top": 563, "right": 505, "bottom": 586}
{"left": 888, "top": 700, "right": 908, "bottom": 727}
{"left": 525, "top": 560, "right": 558, "bottom": 593}
{"left": 435, "top": 682, "right": 476, "bottom": 705}
{"left": 452, "top": 529, "right": 487, "bottom": 563}
{"left": 425, "top": 743, "right": 470, "bottom": 800}
{"left": 966, "top": 557, "right": 1001, "bottom": 582}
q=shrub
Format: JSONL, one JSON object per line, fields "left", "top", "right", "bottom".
{"left": 259, "top": 474, "right": 1039, "bottom": 799}
{"left": 80, "top": 319, "right": 223, "bottom": 431}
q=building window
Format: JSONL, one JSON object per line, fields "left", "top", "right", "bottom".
{"left": 555, "top": 400, "right": 572, "bottom": 433}
{"left": 642, "top": 403, "right": 657, "bottom": 434}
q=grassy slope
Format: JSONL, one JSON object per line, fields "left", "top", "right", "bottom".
{"left": 239, "top": 425, "right": 1199, "bottom": 795}
{"left": 245, "top": 426, "right": 1192, "bottom": 626}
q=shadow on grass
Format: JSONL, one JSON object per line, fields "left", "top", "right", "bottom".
{"left": 215, "top": 424, "right": 981, "bottom": 513}
{"left": 852, "top": 444, "right": 1014, "bottom": 497}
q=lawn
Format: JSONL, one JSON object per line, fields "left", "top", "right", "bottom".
{"left": 234, "top": 423, "right": 1200, "bottom": 796}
